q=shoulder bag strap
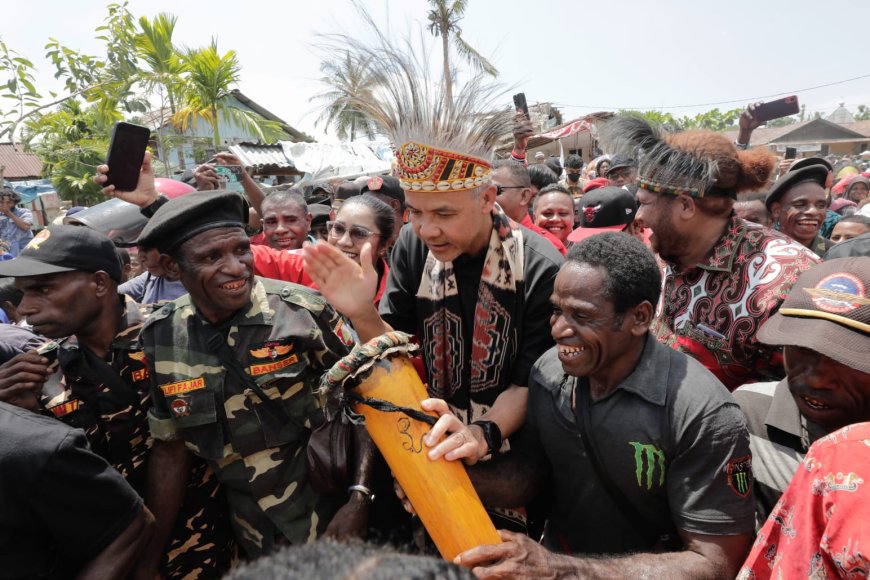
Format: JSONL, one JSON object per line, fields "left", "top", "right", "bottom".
{"left": 203, "top": 328, "right": 304, "bottom": 430}
{"left": 573, "top": 376, "right": 660, "bottom": 546}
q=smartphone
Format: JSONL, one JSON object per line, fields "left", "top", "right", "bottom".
{"left": 513, "top": 92, "right": 529, "bottom": 118}
{"left": 754, "top": 96, "right": 800, "bottom": 124}
{"left": 105, "top": 122, "right": 151, "bottom": 191}
{"left": 785, "top": 147, "right": 797, "bottom": 160}
{"left": 214, "top": 165, "right": 245, "bottom": 193}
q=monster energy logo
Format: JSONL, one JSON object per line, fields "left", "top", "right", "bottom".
{"left": 629, "top": 442, "right": 666, "bottom": 490}
{"left": 732, "top": 471, "right": 750, "bottom": 495}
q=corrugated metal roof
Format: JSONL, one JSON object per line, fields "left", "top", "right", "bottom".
{"left": 0, "top": 143, "right": 43, "bottom": 179}
{"left": 228, "top": 143, "right": 299, "bottom": 174}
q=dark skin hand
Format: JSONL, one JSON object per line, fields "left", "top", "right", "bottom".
{"left": 737, "top": 102, "right": 761, "bottom": 145}
{"left": 512, "top": 110, "right": 534, "bottom": 154}
{"left": 195, "top": 153, "right": 266, "bottom": 215}
{"left": 0, "top": 351, "right": 50, "bottom": 411}
{"left": 456, "top": 529, "right": 752, "bottom": 580}
{"left": 323, "top": 424, "right": 376, "bottom": 540}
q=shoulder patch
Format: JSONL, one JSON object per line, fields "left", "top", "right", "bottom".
{"left": 726, "top": 455, "right": 753, "bottom": 498}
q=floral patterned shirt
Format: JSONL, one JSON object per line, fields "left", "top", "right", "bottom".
{"left": 652, "top": 215, "right": 819, "bottom": 390}
{"left": 738, "top": 422, "right": 870, "bottom": 579}
{"left": 0, "top": 207, "right": 33, "bottom": 257}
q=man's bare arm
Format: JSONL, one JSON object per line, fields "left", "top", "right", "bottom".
{"left": 134, "top": 439, "right": 191, "bottom": 579}
{"left": 76, "top": 505, "right": 155, "bottom": 580}
{"left": 457, "top": 528, "right": 753, "bottom": 580}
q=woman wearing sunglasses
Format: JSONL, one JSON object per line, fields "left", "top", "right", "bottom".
{"left": 326, "top": 195, "right": 395, "bottom": 306}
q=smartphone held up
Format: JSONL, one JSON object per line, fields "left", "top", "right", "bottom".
{"left": 104, "top": 122, "right": 151, "bottom": 192}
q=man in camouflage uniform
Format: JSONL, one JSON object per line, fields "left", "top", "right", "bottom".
{"left": 133, "top": 190, "right": 371, "bottom": 558}
{"left": 0, "top": 225, "right": 236, "bottom": 578}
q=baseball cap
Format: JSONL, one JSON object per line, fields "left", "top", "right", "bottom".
{"left": 0, "top": 225, "right": 123, "bottom": 282}
{"left": 766, "top": 157, "right": 831, "bottom": 211}
{"left": 758, "top": 257, "right": 870, "bottom": 373}
{"left": 567, "top": 186, "right": 637, "bottom": 242}
{"left": 606, "top": 155, "right": 636, "bottom": 176}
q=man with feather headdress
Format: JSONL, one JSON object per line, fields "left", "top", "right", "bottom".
{"left": 303, "top": 27, "right": 563, "bottom": 530}
{"left": 600, "top": 116, "right": 819, "bottom": 390}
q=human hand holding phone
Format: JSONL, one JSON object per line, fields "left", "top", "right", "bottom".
{"left": 94, "top": 150, "right": 159, "bottom": 209}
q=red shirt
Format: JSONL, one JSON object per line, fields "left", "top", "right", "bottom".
{"left": 520, "top": 213, "right": 567, "bottom": 256}
{"left": 652, "top": 216, "right": 818, "bottom": 390}
{"left": 739, "top": 422, "right": 870, "bottom": 579}
{"left": 251, "top": 245, "right": 389, "bottom": 305}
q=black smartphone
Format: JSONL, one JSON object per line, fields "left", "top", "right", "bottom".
{"left": 105, "top": 122, "right": 151, "bottom": 191}
{"left": 754, "top": 96, "right": 800, "bottom": 124}
{"left": 785, "top": 147, "right": 797, "bottom": 160}
{"left": 513, "top": 92, "right": 529, "bottom": 118}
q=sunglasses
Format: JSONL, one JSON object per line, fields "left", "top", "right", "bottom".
{"left": 327, "top": 221, "right": 380, "bottom": 243}
{"left": 495, "top": 185, "right": 526, "bottom": 196}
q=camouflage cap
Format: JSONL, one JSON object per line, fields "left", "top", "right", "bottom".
{"left": 137, "top": 190, "right": 249, "bottom": 254}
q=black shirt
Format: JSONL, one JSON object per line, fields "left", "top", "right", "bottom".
{"left": 0, "top": 401, "right": 141, "bottom": 578}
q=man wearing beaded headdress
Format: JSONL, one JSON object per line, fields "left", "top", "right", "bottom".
{"left": 601, "top": 116, "right": 819, "bottom": 390}
{"left": 303, "top": 29, "right": 563, "bottom": 530}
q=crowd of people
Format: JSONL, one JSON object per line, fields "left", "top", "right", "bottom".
{"left": 2, "top": 43, "right": 870, "bottom": 580}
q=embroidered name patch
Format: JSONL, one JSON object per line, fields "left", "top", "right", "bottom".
{"left": 249, "top": 354, "right": 298, "bottom": 376}
{"left": 49, "top": 399, "right": 80, "bottom": 418}
{"left": 160, "top": 377, "right": 205, "bottom": 396}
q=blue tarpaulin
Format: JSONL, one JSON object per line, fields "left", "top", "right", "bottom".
{"left": 8, "top": 179, "right": 55, "bottom": 204}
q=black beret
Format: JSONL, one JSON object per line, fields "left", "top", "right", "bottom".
{"left": 137, "top": 190, "right": 249, "bottom": 254}
{"left": 765, "top": 158, "right": 830, "bottom": 211}
{"left": 362, "top": 175, "right": 405, "bottom": 205}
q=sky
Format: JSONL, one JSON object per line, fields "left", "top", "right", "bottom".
{"left": 5, "top": 0, "right": 870, "bottom": 141}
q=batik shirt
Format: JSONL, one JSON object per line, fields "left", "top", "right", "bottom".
{"left": 47, "top": 295, "right": 237, "bottom": 578}
{"left": 143, "top": 278, "right": 353, "bottom": 557}
{"left": 652, "top": 215, "right": 819, "bottom": 390}
{"left": 738, "top": 422, "right": 870, "bottom": 579}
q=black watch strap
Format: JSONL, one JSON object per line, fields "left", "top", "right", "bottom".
{"left": 140, "top": 195, "right": 169, "bottom": 218}
{"left": 472, "top": 420, "right": 502, "bottom": 454}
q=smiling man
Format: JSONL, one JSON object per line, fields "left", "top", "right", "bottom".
{"left": 766, "top": 158, "right": 832, "bottom": 256}
{"left": 603, "top": 115, "right": 819, "bottom": 390}
{"left": 434, "top": 234, "right": 755, "bottom": 578}
{"left": 130, "top": 190, "right": 374, "bottom": 559}
{"left": 260, "top": 191, "right": 313, "bottom": 250}
{"left": 733, "top": 257, "right": 870, "bottom": 524}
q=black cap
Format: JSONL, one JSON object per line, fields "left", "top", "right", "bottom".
{"left": 309, "top": 203, "right": 331, "bottom": 225}
{"left": 766, "top": 157, "right": 831, "bottom": 210}
{"left": 567, "top": 187, "right": 637, "bottom": 242}
{"left": 333, "top": 181, "right": 362, "bottom": 210}
{"left": 362, "top": 175, "right": 405, "bottom": 206}
{"left": 606, "top": 155, "right": 636, "bottom": 176}
{"left": 137, "top": 190, "right": 248, "bottom": 254}
{"left": 0, "top": 225, "right": 122, "bottom": 282}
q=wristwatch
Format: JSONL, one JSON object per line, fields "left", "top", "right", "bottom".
{"left": 472, "top": 420, "right": 502, "bottom": 454}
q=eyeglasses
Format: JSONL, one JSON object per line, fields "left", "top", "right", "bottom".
{"left": 495, "top": 185, "right": 526, "bottom": 197}
{"left": 326, "top": 221, "right": 380, "bottom": 243}
{"left": 607, "top": 168, "right": 632, "bottom": 180}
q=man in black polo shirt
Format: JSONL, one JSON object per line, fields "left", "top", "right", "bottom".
{"left": 733, "top": 257, "right": 870, "bottom": 523}
{"left": 424, "top": 233, "right": 754, "bottom": 578}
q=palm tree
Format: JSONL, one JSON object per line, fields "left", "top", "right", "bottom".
{"left": 426, "top": 0, "right": 498, "bottom": 104}
{"left": 135, "top": 13, "right": 188, "bottom": 170}
{"left": 172, "top": 40, "right": 285, "bottom": 148}
{"left": 310, "top": 51, "right": 378, "bottom": 141}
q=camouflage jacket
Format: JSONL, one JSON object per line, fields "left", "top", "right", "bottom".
{"left": 48, "top": 294, "right": 236, "bottom": 578}
{"left": 142, "top": 278, "right": 354, "bottom": 557}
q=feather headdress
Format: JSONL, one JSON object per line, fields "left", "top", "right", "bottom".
{"left": 317, "top": 13, "right": 511, "bottom": 193}
{"left": 599, "top": 115, "right": 774, "bottom": 198}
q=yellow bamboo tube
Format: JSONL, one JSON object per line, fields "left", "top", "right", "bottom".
{"left": 350, "top": 355, "right": 501, "bottom": 561}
